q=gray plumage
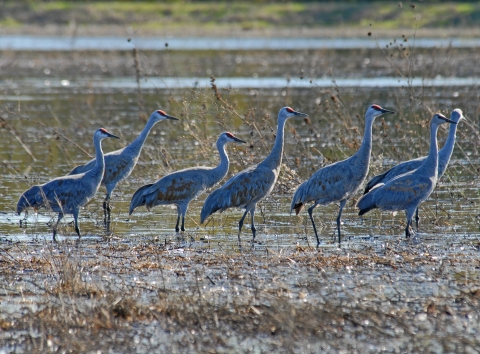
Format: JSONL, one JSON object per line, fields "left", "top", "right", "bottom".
{"left": 129, "top": 132, "right": 246, "bottom": 232}
{"left": 363, "top": 108, "right": 464, "bottom": 228}
{"left": 200, "top": 107, "right": 308, "bottom": 243}
{"left": 356, "top": 113, "right": 458, "bottom": 238}
{"left": 17, "top": 128, "right": 120, "bottom": 241}
{"left": 291, "top": 104, "right": 394, "bottom": 245}
{"left": 68, "top": 110, "right": 178, "bottom": 217}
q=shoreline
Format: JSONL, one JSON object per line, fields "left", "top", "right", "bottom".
{"left": 1, "top": 25, "right": 479, "bottom": 39}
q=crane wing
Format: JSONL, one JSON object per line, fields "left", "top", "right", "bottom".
{"left": 103, "top": 154, "right": 132, "bottom": 185}
{"left": 365, "top": 157, "right": 425, "bottom": 194}
{"left": 373, "top": 175, "right": 433, "bottom": 211}
{"left": 144, "top": 173, "right": 205, "bottom": 208}
{"left": 221, "top": 166, "right": 277, "bottom": 208}
{"left": 303, "top": 163, "right": 355, "bottom": 204}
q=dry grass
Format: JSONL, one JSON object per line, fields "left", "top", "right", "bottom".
{"left": 2, "top": 238, "right": 480, "bottom": 352}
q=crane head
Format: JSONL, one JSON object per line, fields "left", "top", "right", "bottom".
{"left": 96, "top": 128, "right": 120, "bottom": 140}
{"left": 366, "top": 104, "right": 395, "bottom": 118}
{"left": 280, "top": 106, "right": 308, "bottom": 120}
{"left": 221, "top": 132, "right": 247, "bottom": 144}
{"left": 450, "top": 108, "right": 465, "bottom": 124}
{"left": 432, "top": 113, "right": 457, "bottom": 126}
{"left": 151, "top": 109, "right": 180, "bottom": 121}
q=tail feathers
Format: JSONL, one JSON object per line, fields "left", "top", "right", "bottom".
{"left": 292, "top": 202, "right": 304, "bottom": 215}
{"left": 358, "top": 206, "right": 376, "bottom": 216}
{"left": 290, "top": 181, "right": 307, "bottom": 215}
{"left": 364, "top": 170, "right": 389, "bottom": 194}
{"left": 200, "top": 189, "right": 223, "bottom": 224}
{"left": 129, "top": 184, "right": 154, "bottom": 215}
{"left": 356, "top": 192, "right": 377, "bottom": 216}
{"left": 17, "top": 186, "right": 43, "bottom": 214}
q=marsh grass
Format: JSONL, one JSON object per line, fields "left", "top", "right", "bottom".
{"left": 2, "top": 240, "right": 480, "bottom": 352}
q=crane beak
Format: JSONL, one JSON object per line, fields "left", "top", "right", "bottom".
{"left": 233, "top": 137, "right": 247, "bottom": 144}
{"left": 166, "top": 115, "right": 179, "bottom": 121}
{"left": 107, "top": 132, "right": 120, "bottom": 139}
{"left": 294, "top": 111, "right": 308, "bottom": 117}
{"left": 440, "top": 116, "right": 457, "bottom": 124}
{"left": 381, "top": 109, "right": 395, "bottom": 114}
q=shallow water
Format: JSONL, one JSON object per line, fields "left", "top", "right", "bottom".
{"left": 2, "top": 75, "right": 479, "bottom": 92}
{"left": 1, "top": 36, "right": 480, "bottom": 51}
{"left": 1, "top": 35, "right": 480, "bottom": 353}
{"left": 0, "top": 40, "right": 479, "bottom": 249}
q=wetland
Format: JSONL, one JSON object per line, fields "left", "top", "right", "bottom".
{"left": 0, "top": 32, "right": 479, "bottom": 352}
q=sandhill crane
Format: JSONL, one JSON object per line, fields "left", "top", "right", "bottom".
{"left": 356, "top": 113, "right": 457, "bottom": 238}
{"left": 290, "top": 104, "right": 394, "bottom": 245}
{"left": 363, "top": 108, "right": 464, "bottom": 228}
{"left": 68, "top": 110, "right": 178, "bottom": 220}
{"left": 129, "top": 132, "right": 246, "bottom": 232}
{"left": 17, "top": 128, "right": 120, "bottom": 241}
{"left": 200, "top": 107, "right": 308, "bottom": 243}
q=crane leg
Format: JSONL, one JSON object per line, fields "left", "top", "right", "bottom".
{"left": 405, "top": 222, "right": 412, "bottom": 238}
{"left": 73, "top": 209, "right": 81, "bottom": 239}
{"left": 238, "top": 209, "right": 249, "bottom": 244}
{"left": 53, "top": 212, "right": 64, "bottom": 242}
{"left": 337, "top": 200, "right": 347, "bottom": 245}
{"left": 405, "top": 209, "right": 414, "bottom": 238}
{"left": 181, "top": 216, "right": 186, "bottom": 232}
{"left": 175, "top": 206, "right": 181, "bottom": 233}
{"left": 180, "top": 205, "right": 188, "bottom": 232}
{"left": 415, "top": 208, "right": 420, "bottom": 230}
{"left": 103, "top": 193, "right": 111, "bottom": 224}
{"left": 307, "top": 203, "right": 320, "bottom": 246}
{"left": 250, "top": 207, "right": 256, "bottom": 240}
{"left": 175, "top": 215, "right": 180, "bottom": 233}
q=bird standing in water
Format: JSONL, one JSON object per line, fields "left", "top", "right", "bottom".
{"left": 357, "top": 113, "right": 457, "bottom": 238}
{"left": 363, "top": 108, "right": 464, "bottom": 229}
{"left": 290, "top": 104, "right": 394, "bottom": 245}
{"left": 17, "top": 128, "right": 120, "bottom": 241}
{"left": 129, "top": 132, "right": 246, "bottom": 233}
{"left": 68, "top": 110, "right": 179, "bottom": 222}
{"left": 201, "top": 107, "right": 308, "bottom": 244}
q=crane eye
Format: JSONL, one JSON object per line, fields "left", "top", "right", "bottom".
{"left": 225, "top": 132, "right": 234, "bottom": 138}
{"left": 157, "top": 110, "right": 166, "bottom": 116}
{"left": 286, "top": 107, "right": 294, "bottom": 113}
{"left": 370, "top": 104, "right": 382, "bottom": 111}
{"left": 99, "top": 128, "right": 108, "bottom": 134}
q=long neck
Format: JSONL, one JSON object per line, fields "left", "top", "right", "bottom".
{"left": 208, "top": 140, "right": 230, "bottom": 187}
{"left": 417, "top": 123, "right": 440, "bottom": 178}
{"left": 125, "top": 118, "right": 157, "bottom": 155}
{"left": 437, "top": 123, "right": 457, "bottom": 176}
{"left": 87, "top": 136, "right": 105, "bottom": 180}
{"left": 351, "top": 116, "right": 374, "bottom": 174}
{"left": 260, "top": 117, "right": 287, "bottom": 170}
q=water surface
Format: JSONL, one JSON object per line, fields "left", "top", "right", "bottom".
{"left": 0, "top": 43, "right": 478, "bottom": 248}
{"left": 1, "top": 36, "right": 480, "bottom": 51}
